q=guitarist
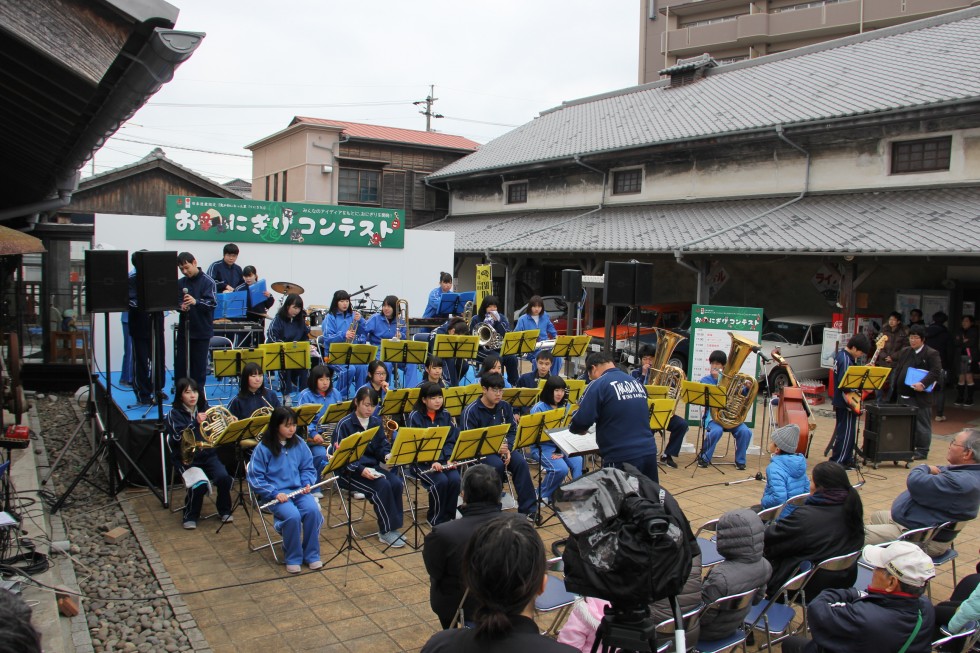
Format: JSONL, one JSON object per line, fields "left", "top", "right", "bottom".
{"left": 830, "top": 334, "right": 872, "bottom": 468}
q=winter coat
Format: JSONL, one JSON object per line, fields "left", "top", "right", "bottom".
{"left": 880, "top": 322, "right": 910, "bottom": 367}
{"left": 891, "top": 463, "right": 980, "bottom": 530}
{"left": 699, "top": 509, "right": 772, "bottom": 640}
{"left": 763, "top": 498, "right": 863, "bottom": 598}
{"left": 804, "top": 587, "right": 935, "bottom": 653}
{"left": 649, "top": 552, "right": 704, "bottom": 647}
{"left": 761, "top": 454, "right": 810, "bottom": 517}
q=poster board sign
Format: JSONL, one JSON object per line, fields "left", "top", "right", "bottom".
{"left": 685, "top": 304, "right": 763, "bottom": 427}
{"left": 475, "top": 264, "right": 492, "bottom": 312}
{"left": 820, "top": 327, "right": 842, "bottom": 370}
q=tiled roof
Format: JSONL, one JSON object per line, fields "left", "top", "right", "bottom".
{"left": 415, "top": 187, "right": 980, "bottom": 256}
{"left": 79, "top": 148, "right": 243, "bottom": 198}
{"left": 429, "top": 7, "right": 980, "bottom": 181}
{"left": 290, "top": 117, "right": 479, "bottom": 151}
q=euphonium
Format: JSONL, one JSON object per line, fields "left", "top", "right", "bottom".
{"left": 713, "top": 332, "right": 760, "bottom": 430}
{"left": 476, "top": 322, "right": 502, "bottom": 349}
{"left": 648, "top": 328, "right": 687, "bottom": 412}
{"left": 182, "top": 405, "right": 237, "bottom": 465}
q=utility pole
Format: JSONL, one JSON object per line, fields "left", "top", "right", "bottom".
{"left": 413, "top": 84, "right": 444, "bottom": 132}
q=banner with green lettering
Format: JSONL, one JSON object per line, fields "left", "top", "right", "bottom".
{"left": 165, "top": 196, "right": 405, "bottom": 249}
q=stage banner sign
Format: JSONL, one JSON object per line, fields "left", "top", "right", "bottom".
{"left": 165, "top": 196, "right": 405, "bottom": 249}
{"left": 475, "top": 264, "right": 492, "bottom": 309}
{"left": 686, "top": 304, "right": 764, "bottom": 428}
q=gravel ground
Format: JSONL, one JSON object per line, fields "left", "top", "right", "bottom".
{"left": 35, "top": 392, "right": 194, "bottom": 653}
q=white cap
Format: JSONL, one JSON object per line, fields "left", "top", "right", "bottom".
{"left": 862, "top": 541, "right": 935, "bottom": 588}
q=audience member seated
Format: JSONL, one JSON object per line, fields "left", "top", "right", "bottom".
{"left": 422, "top": 464, "right": 503, "bottom": 629}
{"left": 780, "top": 541, "right": 936, "bottom": 653}
{"left": 0, "top": 589, "right": 42, "bottom": 653}
{"left": 933, "top": 565, "right": 980, "bottom": 641}
{"left": 764, "top": 461, "right": 864, "bottom": 599}
{"left": 759, "top": 424, "right": 809, "bottom": 518}
{"left": 865, "top": 428, "right": 980, "bottom": 556}
{"left": 420, "top": 514, "right": 576, "bottom": 652}
{"left": 699, "top": 508, "right": 772, "bottom": 641}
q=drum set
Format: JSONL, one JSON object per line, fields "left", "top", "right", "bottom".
{"left": 263, "top": 282, "right": 380, "bottom": 338}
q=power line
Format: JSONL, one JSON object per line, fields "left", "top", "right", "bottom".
{"left": 441, "top": 115, "right": 520, "bottom": 128}
{"left": 110, "top": 137, "right": 250, "bottom": 158}
{"left": 147, "top": 100, "right": 412, "bottom": 109}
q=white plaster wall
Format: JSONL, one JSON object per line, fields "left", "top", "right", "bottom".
{"left": 92, "top": 213, "right": 454, "bottom": 373}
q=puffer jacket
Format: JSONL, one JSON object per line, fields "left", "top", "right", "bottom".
{"left": 761, "top": 453, "right": 810, "bottom": 518}
{"left": 699, "top": 509, "right": 772, "bottom": 641}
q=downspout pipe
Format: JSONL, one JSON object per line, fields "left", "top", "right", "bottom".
{"left": 673, "top": 124, "right": 811, "bottom": 262}
{"left": 573, "top": 155, "right": 607, "bottom": 209}
{"left": 0, "top": 172, "right": 79, "bottom": 223}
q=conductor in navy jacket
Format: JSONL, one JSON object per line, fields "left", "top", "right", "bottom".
{"left": 569, "top": 351, "right": 658, "bottom": 482}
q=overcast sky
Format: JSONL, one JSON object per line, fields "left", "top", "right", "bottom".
{"left": 90, "top": 1, "right": 640, "bottom": 186}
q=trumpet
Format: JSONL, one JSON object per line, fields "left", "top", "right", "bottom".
{"left": 346, "top": 311, "right": 362, "bottom": 342}
{"left": 258, "top": 477, "right": 338, "bottom": 511}
{"left": 395, "top": 298, "right": 409, "bottom": 340}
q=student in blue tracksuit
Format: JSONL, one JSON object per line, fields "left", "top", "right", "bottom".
{"left": 227, "top": 362, "right": 281, "bottom": 420}
{"left": 266, "top": 293, "right": 311, "bottom": 404}
{"left": 234, "top": 265, "right": 274, "bottom": 323}
{"left": 165, "top": 378, "right": 232, "bottom": 529}
{"left": 569, "top": 351, "right": 658, "bottom": 482}
{"left": 631, "top": 344, "right": 689, "bottom": 469}
{"left": 460, "top": 373, "right": 537, "bottom": 518}
{"left": 296, "top": 365, "right": 343, "bottom": 479}
{"left": 470, "top": 295, "right": 519, "bottom": 386}
{"left": 206, "top": 243, "right": 243, "bottom": 293}
{"left": 697, "top": 350, "right": 752, "bottom": 471}
{"left": 830, "top": 334, "right": 872, "bottom": 467}
{"left": 333, "top": 387, "right": 406, "bottom": 548}
{"left": 477, "top": 355, "right": 512, "bottom": 388}
{"left": 515, "top": 295, "right": 562, "bottom": 376}
{"left": 422, "top": 272, "right": 454, "bottom": 321}
{"left": 429, "top": 317, "right": 470, "bottom": 387}
{"left": 176, "top": 252, "right": 216, "bottom": 407}
{"left": 246, "top": 406, "right": 323, "bottom": 573}
{"left": 528, "top": 376, "right": 582, "bottom": 502}
{"left": 324, "top": 289, "right": 367, "bottom": 397}
{"left": 406, "top": 382, "right": 461, "bottom": 525}
{"left": 362, "top": 295, "right": 407, "bottom": 385}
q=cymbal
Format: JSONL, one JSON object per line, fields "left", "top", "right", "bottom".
{"left": 271, "top": 281, "right": 304, "bottom": 295}
{"left": 349, "top": 284, "right": 377, "bottom": 298}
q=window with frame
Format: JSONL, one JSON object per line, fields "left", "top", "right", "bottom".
{"left": 506, "top": 182, "right": 527, "bottom": 204}
{"left": 612, "top": 169, "right": 643, "bottom": 195}
{"left": 891, "top": 136, "right": 952, "bottom": 174}
{"left": 338, "top": 169, "right": 380, "bottom": 203}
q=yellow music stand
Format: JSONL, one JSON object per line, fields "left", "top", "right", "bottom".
{"left": 449, "top": 423, "right": 510, "bottom": 467}
{"left": 646, "top": 385, "right": 671, "bottom": 401}
{"left": 516, "top": 408, "right": 566, "bottom": 526}
{"left": 381, "top": 339, "right": 429, "bottom": 389}
{"left": 260, "top": 341, "right": 310, "bottom": 372}
{"left": 500, "top": 329, "right": 539, "bottom": 358}
{"left": 327, "top": 343, "right": 378, "bottom": 400}
{"left": 379, "top": 388, "right": 419, "bottom": 419}
{"left": 565, "top": 379, "right": 586, "bottom": 403}
{"left": 213, "top": 348, "right": 264, "bottom": 378}
{"left": 432, "top": 335, "right": 479, "bottom": 361}
{"left": 316, "top": 400, "right": 352, "bottom": 445}
{"left": 212, "top": 413, "right": 270, "bottom": 532}
{"left": 291, "top": 403, "right": 323, "bottom": 442}
{"left": 503, "top": 388, "right": 539, "bottom": 410}
{"left": 385, "top": 425, "right": 450, "bottom": 549}
{"left": 561, "top": 404, "right": 578, "bottom": 428}
{"left": 322, "top": 426, "right": 382, "bottom": 572}
{"left": 681, "top": 381, "right": 728, "bottom": 476}
{"left": 552, "top": 335, "right": 591, "bottom": 377}
{"left": 840, "top": 365, "right": 891, "bottom": 469}
{"left": 442, "top": 383, "right": 483, "bottom": 417}
{"left": 648, "top": 398, "right": 675, "bottom": 431}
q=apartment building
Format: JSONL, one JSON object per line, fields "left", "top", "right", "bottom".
{"left": 639, "top": 0, "right": 977, "bottom": 82}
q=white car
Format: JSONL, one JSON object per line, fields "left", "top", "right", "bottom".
{"left": 760, "top": 315, "right": 833, "bottom": 393}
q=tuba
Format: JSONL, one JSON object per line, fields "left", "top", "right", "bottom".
{"left": 476, "top": 322, "right": 502, "bottom": 349}
{"left": 713, "top": 332, "right": 760, "bottom": 430}
{"left": 182, "top": 405, "right": 237, "bottom": 465}
{"left": 647, "top": 328, "right": 688, "bottom": 411}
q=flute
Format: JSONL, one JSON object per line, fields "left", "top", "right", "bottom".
{"left": 258, "top": 477, "right": 337, "bottom": 511}
{"left": 419, "top": 457, "right": 480, "bottom": 476}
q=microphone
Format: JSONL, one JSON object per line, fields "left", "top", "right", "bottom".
{"left": 181, "top": 287, "right": 190, "bottom": 310}
{"left": 750, "top": 345, "right": 771, "bottom": 363}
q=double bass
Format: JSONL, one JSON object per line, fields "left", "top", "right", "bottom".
{"left": 771, "top": 350, "right": 816, "bottom": 456}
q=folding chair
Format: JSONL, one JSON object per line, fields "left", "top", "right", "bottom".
{"left": 654, "top": 601, "right": 705, "bottom": 653}
{"left": 399, "top": 466, "right": 429, "bottom": 524}
{"left": 755, "top": 504, "right": 782, "bottom": 524}
{"left": 692, "top": 588, "right": 757, "bottom": 653}
{"left": 245, "top": 462, "right": 283, "bottom": 563}
{"left": 851, "top": 559, "right": 874, "bottom": 591}
{"left": 776, "top": 492, "right": 809, "bottom": 520}
{"left": 794, "top": 550, "right": 862, "bottom": 631}
{"left": 535, "top": 557, "right": 578, "bottom": 637}
{"left": 744, "top": 567, "right": 812, "bottom": 650}
{"left": 325, "top": 476, "right": 378, "bottom": 539}
{"left": 930, "top": 521, "right": 965, "bottom": 595}
{"left": 932, "top": 620, "right": 979, "bottom": 653}
{"left": 695, "top": 518, "right": 724, "bottom": 568}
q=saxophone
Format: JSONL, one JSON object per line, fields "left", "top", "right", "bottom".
{"left": 647, "top": 328, "right": 687, "bottom": 412}
{"left": 713, "top": 332, "right": 760, "bottom": 430}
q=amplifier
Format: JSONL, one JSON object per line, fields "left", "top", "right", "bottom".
{"left": 861, "top": 404, "right": 916, "bottom": 469}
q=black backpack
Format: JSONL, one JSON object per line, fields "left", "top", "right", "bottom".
{"left": 558, "top": 466, "right": 695, "bottom": 605}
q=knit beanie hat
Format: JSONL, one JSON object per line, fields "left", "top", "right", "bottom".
{"left": 772, "top": 424, "right": 800, "bottom": 454}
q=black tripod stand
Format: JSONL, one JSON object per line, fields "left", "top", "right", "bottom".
{"left": 51, "top": 313, "right": 163, "bottom": 514}
{"left": 591, "top": 598, "right": 682, "bottom": 653}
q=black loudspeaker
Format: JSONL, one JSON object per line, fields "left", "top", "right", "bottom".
{"left": 862, "top": 404, "right": 916, "bottom": 465}
{"left": 85, "top": 250, "right": 129, "bottom": 313}
{"left": 604, "top": 261, "right": 656, "bottom": 306}
{"left": 134, "top": 251, "right": 179, "bottom": 312}
{"left": 561, "top": 269, "right": 583, "bottom": 303}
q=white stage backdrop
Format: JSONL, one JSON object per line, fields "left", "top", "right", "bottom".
{"left": 92, "top": 213, "right": 454, "bottom": 375}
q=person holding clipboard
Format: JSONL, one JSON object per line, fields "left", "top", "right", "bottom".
{"left": 892, "top": 324, "right": 943, "bottom": 460}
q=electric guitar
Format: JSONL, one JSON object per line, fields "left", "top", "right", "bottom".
{"left": 842, "top": 334, "right": 887, "bottom": 413}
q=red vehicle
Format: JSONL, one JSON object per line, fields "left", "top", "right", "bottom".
{"left": 513, "top": 295, "right": 604, "bottom": 336}
{"left": 587, "top": 303, "right": 692, "bottom": 364}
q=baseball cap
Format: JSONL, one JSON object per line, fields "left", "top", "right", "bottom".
{"left": 862, "top": 541, "right": 935, "bottom": 587}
